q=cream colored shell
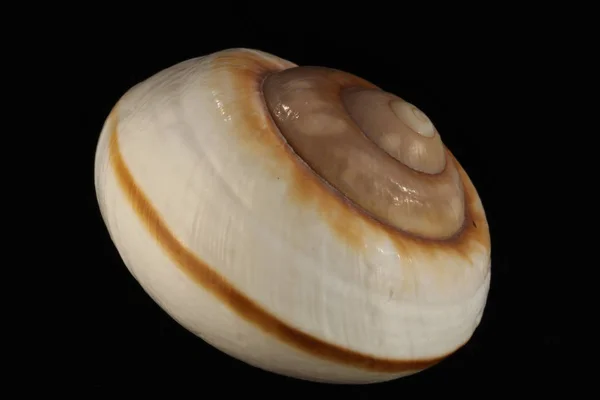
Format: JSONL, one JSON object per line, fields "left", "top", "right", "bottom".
{"left": 94, "top": 48, "right": 491, "bottom": 384}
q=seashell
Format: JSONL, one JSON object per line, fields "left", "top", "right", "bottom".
{"left": 94, "top": 48, "right": 491, "bottom": 384}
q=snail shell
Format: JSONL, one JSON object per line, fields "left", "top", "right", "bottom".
{"left": 94, "top": 48, "right": 491, "bottom": 384}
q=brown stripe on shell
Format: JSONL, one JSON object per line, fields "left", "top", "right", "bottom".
{"left": 107, "top": 111, "right": 446, "bottom": 374}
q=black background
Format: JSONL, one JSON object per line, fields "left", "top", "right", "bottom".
{"left": 72, "top": 20, "right": 562, "bottom": 395}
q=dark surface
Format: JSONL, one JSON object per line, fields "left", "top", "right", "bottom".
{"left": 69, "top": 23, "right": 561, "bottom": 394}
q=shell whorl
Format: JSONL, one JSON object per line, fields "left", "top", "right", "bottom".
{"left": 262, "top": 67, "right": 464, "bottom": 239}
{"left": 95, "top": 48, "right": 491, "bottom": 384}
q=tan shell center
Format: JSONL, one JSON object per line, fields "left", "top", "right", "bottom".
{"left": 262, "top": 67, "right": 465, "bottom": 239}
{"left": 391, "top": 100, "right": 436, "bottom": 138}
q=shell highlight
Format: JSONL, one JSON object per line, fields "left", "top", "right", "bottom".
{"left": 94, "top": 48, "right": 491, "bottom": 384}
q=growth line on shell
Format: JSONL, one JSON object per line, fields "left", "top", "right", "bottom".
{"left": 107, "top": 110, "right": 447, "bottom": 373}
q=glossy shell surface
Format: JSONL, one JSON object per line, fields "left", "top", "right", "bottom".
{"left": 94, "top": 48, "right": 491, "bottom": 384}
